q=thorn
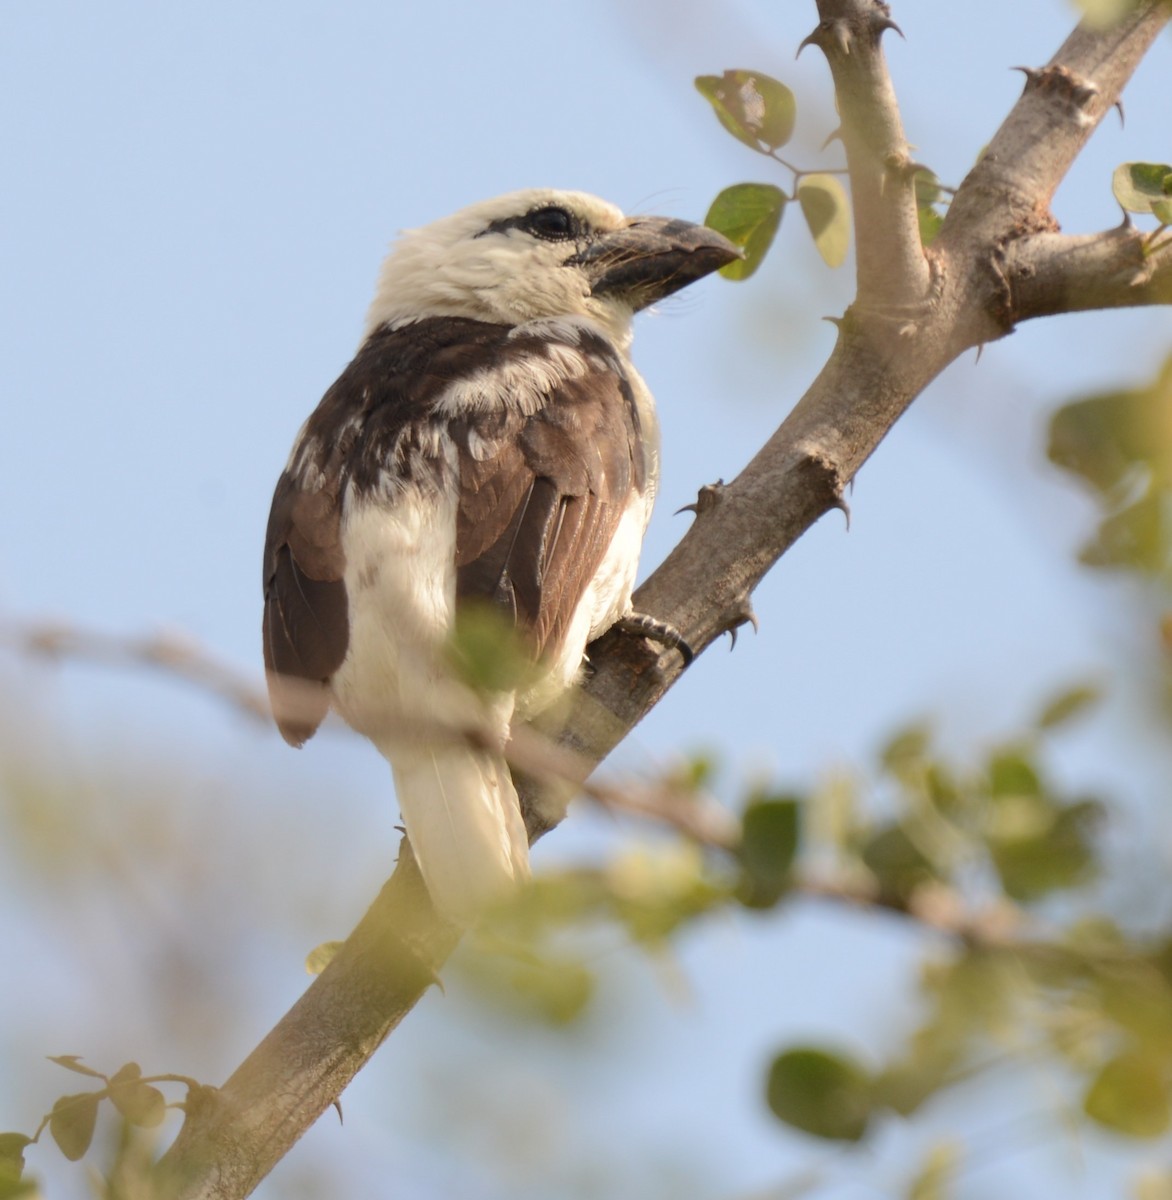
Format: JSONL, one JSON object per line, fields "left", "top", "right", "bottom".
{"left": 722, "top": 598, "right": 759, "bottom": 651}
{"left": 830, "top": 493, "right": 851, "bottom": 531}
{"left": 796, "top": 23, "right": 825, "bottom": 58}
{"left": 332, "top": 1100, "right": 344, "bottom": 1125}
{"left": 898, "top": 322, "right": 918, "bottom": 339}
{"left": 823, "top": 314, "right": 845, "bottom": 330}
{"left": 1114, "top": 98, "right": 1125, "bottom": 127}
{"left": 974, "top": 343, "right": 984, "bottom": 363}
{"left": 675, "top": 479, "right": 726, "bottom": 518}
{"left": 875, "top": 16, "right": 905, "bottom": 39}
{"left": 821, "top": 126, "right": 843, "bottom": 151}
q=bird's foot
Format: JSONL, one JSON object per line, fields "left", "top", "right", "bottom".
{"left": 614, "top": 612, "right": 694, "bottom": 666}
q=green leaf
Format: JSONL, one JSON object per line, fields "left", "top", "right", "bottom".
{"left": 1099, "top": 964, "right": 1172, "bottom": 1054}
{"left": 695, "top": 70, "right": 796, "bottom": 152}
{"left": 861, "top": 824, "right": 936, "bottom": 903}
{"left": 108, "top": 1064, "right": 167, "bottom": 1129}
{"left": 737, "top": 797, "right": 800, "bottom": 908}
{"left": 305, "top": 940, "right": 343, "bottom": 975}
{"left": 1048, "top": 390, "right": 1147, "bottom": 492}
{"left": 917, "top": 205, "right": 944, "bottom": 247}
{"left": 797, "top": 174, "right": 850, "bottom": 267}
{"left": 48, "top": 1093, "right": 100, "bottom": 1162}
{"left": 1080, "top": 487, "right": 1164, "bottom": 572}
{"left": 46, "top": 1056, "right": 105, "bottom": 1081}
{"left": 913, "top": 170, "right": 942, "bottom": 208}
{"left": 988, "top": 798, "right": 1103, "bottom": 901}
{"left": 1049, "top": 353, "right": 1172, "bottom": 577}
{"left": 461, "top": 940, "right": 596, "bottom": 1026}
{"left": 446, "top": 602, "right": 541, "bottom": 695}
{"left": 1074, "top": 0, "right": 1146, "bottom": 28}
{"left": 766, "top": 1047, "right": 873, "bottom": 1141}
{"left": 879, "top": 722, "right": 931, "bottom": 778}
{"left": 1113, "top": 162, "right": 1172, "bottom": 215}
{"left": 987, "top": 750, "right": 1042, "bottom": 799}
{"left": 1035, "top": 683, "right": 1102, "bottom": 731}
{"left": 1085, "top": 1052, "right": 1171, "bottom": 1137}
{"left": 704, "top": 183, "right": 786, "bottom": 280}
{"left": 0, "top": 1135, "right": 31, "bottom": 1183}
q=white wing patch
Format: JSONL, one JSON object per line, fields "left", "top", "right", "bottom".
{"left": 433, "top": 341, "right": 591, "bottom": 418}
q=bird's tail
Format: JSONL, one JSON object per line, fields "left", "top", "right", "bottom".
{"left": 386, "top": 739, "right": 530, "bottom": 925}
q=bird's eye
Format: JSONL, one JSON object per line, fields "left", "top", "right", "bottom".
{"left": 524, "top": 206, "right": 577, "bottom": 241}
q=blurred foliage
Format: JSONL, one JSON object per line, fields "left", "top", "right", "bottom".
{"left": 1072, "top": 0, "right": 1167, "bottom": 29}
{"left": 1049, "top": 353, "right": 1172, "bottom": 577}
{"left": 431, "top": 679, "right": 1172, "bottom": 1182}
{"left": 12, "top": 663, "right": 1172, "bottom": 1197}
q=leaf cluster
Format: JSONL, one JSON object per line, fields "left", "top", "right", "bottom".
{"left": 757, "top": 687, "right": 1172, "bottom": 1159}
{"left": 694, "top": 69, "right": 851, "bottom": 276}
{"left": 695, "top": 68, "right": 952, "bottom": 277}
{"left": 2, "top": 1056, "right": 209, "bottom": 1193}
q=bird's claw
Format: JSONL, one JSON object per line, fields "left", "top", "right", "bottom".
{"left": 615, "top": 612, "right": 694, "bottom": 666}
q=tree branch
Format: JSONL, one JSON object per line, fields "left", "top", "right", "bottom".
{"left": 800, "top": 0, "right": 931, "bottom": 306}
{"left": 134, "top": 3, "right": 1171, "bottom": 1195}
{"left": 0, "top": 623, "right": 272, "bottom": 724}
{"left": 1006, "top": 224, "right": 1172, "bottom": 319}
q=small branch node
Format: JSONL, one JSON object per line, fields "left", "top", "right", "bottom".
{"left": 1013, "top": 62, "right": 1100, "bottom": 119}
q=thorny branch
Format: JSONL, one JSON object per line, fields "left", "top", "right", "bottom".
{"left": 5, "top": 3, "right": 1170, "bottom": 1197}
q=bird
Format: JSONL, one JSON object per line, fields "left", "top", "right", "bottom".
{"left": 262, "top": 188, "right": 739, "bottom": 924}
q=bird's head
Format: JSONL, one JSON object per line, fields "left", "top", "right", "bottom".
{"left": 363, "top": 189, "right": 740, "bottom": 346}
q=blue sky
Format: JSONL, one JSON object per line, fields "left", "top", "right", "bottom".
{"left": 2, "top": 2, "right": 1171, "bottom": 1197}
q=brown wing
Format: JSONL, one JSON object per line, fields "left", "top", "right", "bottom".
{"left": 453, "top": 366, "right": 643, "bottom": 660}
{"left": 262, "top": 315, "right": 643, "bottom": 740}
{"left": 262, "top": 468, "right": 349, "bottom": 747}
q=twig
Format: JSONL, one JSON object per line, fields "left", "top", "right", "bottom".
{"left": 0, "top": 622, "right": 272, "bottom": 724}
{"left": 0, "top": 618, "right": 739, "bottom": 852}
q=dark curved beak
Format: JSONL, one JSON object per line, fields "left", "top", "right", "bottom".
{"left": 572, "top": 216, "right": 742, "bottom": 310}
